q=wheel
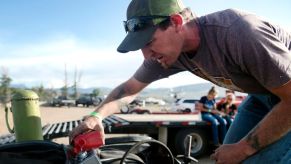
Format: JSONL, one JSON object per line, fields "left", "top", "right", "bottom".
{"left": 183, "top": 108, "right": 191, "bottom": 113}
{"left": 120, "top": 106, "right": 130, "bottom": 114}
{"left": 95, "top": 98, "right": 102, "bottom": 106}
{"left": 143, "top": 111, "right": 150, "bottom": 114}
{"left": 175, "top": 129, "right": 208, "bottom": 157}
{"left": 120, "top": 139, "right": 175, "bottom": 164}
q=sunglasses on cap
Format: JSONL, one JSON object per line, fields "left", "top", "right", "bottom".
{"left": 123, "top": 15, "right": 170, "bottom": 33}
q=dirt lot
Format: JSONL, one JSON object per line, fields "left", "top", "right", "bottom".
{"left": 0, "top": 105, "right": 214, "bottom": 163}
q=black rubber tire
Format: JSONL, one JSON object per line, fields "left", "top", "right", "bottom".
{"left": 183, "top": 108, "right": 191, "bottom": 113}
{"left": 174, "top": 129, "right": 208, "bottom": 157}
{"left": 143, "top": 111, "right": 150, "bottom": 114}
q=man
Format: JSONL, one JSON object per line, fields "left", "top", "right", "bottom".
{"left": 70, "top": 0, "right": 291, "bottom": 163}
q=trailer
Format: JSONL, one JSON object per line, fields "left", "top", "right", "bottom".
{"left": 0, "top": 112, "right": 214, "bottom": 157}
{"left": 108, "top": 113, "right": 213, "bottom": 157}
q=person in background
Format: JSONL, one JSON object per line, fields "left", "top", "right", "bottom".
{"left": 217, "top": 92, "right": 237, "bottom": 128}
{"left": 197, "top": 86, "right": 227, "bottom": 146}
{"left": 216, "top": 89, "right": 235, "bottom": 108}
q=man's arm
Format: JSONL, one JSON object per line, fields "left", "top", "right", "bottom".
{"left": 239, "top": 80, "right": 291, "bottom": 156}
{"left": 211, "top": 81, "right": 291, "bottom": 163}
{"left": 95, "top": 76, "right": 148, "bottom": 118}
{"left": 69, "top": 76, "right": 148, "bottom": 142}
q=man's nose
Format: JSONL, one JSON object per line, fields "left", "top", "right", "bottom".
{"left": 141, "top": 47, "right": 154, "bottom": 59}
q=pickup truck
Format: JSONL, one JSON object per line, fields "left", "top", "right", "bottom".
{"left": 50, "top": 96, "right": 75, "bottom": 107}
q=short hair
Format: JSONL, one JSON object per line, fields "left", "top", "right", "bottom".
{"left": 158, "top": 7, "right": 196, "bottom": 30}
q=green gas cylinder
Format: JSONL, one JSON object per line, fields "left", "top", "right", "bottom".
{"left": 11, "top": 90, "right": 43, "bottom": 141}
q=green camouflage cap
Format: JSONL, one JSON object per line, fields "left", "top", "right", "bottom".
{"left": 117, "top": 0, "right": 185, "bottom": 53}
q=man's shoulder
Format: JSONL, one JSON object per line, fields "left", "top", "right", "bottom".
{"left": 198, "top": 8, "right": 253, "bottom": 28}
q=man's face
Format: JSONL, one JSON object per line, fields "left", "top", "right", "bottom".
{"left": 141, "top": 24, "right": 183, "bottom": 68}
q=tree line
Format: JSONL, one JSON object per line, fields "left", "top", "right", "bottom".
{"left": 0, "top": 67, "right": 101, "bottom": 107}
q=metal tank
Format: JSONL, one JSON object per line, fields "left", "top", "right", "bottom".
{"left": 10, "top": 89, "right": 43, "bottom": 141}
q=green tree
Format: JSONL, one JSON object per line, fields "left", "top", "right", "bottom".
{"left": 71, "top": 67, "right": 82, "bottom": 99}
{"left": 0, "top": 67, "right": 12, "bottom": 105}
{"left": 35, "top": 84, "right": 45, "bottom": 99}
{"left": 91, "top": 88, "right": 100, "bottom": 97}
{"left": 61, "top": 64, "right": 68, "bottom": 98}
{"left": 31, "top": 85, "right": 58, "bottom": 105}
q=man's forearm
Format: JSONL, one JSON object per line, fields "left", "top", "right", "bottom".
{"left": 94, "top": 83, "right": 136, "bottom": 118}
{"left": 240, "top": 101, "right": 291, "bottom": 156}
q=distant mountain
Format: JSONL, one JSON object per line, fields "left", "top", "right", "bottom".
{"left": 11, "top": 83, "right": 27, "bottom": 89}
{"left": 139, "top": 83, "right": 246, "bottom": 101}
{"left": 69, "top": 83, "right": 247, "bottom": 101}
{"left": 78, "top": 87, "right": 112, "bottom": 95}
{"left": 11, "top": 82, "right": 246, "bottom": 102}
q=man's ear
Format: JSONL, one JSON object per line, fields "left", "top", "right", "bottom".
{"left": 170, "top": 14, "right": 183, "bottom": 26}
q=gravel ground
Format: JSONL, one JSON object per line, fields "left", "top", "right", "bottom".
{"left": 0, "top": 105, "right": 214, "bottom": 163}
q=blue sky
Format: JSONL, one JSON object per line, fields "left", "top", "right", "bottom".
{"left": 0, "top": 0, "right": 290, "bottom": 89}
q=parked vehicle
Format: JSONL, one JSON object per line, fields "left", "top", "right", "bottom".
{"left": 120, "top": 99, "right": 151, "bottom": 114}
{"left": 170, "top": 98, "right": 199, "bottom": 113}
{"left": 50, "top": 96, "right": 75, "bottom": 107}
{"left": 121, "top": 107, "right": 151, "bottom": 114}
{"left": 75, "top": 96, "right": 102, "bottom": 107}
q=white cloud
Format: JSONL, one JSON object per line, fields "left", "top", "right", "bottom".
{"left": 0, "top": 35, "right": 209, "bottom": 89}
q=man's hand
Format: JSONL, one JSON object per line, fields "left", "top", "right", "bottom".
{"left": 69, "top": 116, "right": 105, "bottom": 144}
{"left": 210, "top": 140, "right": 256, "bottom": 164}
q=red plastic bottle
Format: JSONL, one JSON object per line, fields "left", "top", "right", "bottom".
{"left": 73, "top": 130, "right": 104, "bottom": 155}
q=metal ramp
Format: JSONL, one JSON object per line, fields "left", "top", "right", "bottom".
{"left": 0, "top": 115, "right": 129, "bottom": 145}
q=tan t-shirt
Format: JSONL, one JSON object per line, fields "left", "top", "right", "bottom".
{"left": 134, "top": 9, "right": 291, "bottom": 94}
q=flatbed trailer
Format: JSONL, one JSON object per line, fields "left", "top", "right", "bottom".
{"left": 0, "top": 113, "right": 214, "bottom": 157}
{"left": 113, "top": 113, "right": 212, "bottom": 157}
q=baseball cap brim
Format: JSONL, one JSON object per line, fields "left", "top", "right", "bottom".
{"left": 117, "top": 26, "right": 158, "bottom": 53}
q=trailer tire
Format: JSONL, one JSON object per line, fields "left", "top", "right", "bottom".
{"left": 175, "top": 129, "right": 208, "bottom": 157}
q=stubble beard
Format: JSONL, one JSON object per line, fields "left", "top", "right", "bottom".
{"left": 157, "top": 58, "right": 169, "bottom": 69}
{"left": 158, "top": 61, "right": 170, "bottom": 69}
{"left": 160, "top": 61, "right": 169, "bottom": 69}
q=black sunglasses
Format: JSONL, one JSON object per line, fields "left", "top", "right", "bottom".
{"left": 123, "top": 15, "right": 170, "bottom": 33}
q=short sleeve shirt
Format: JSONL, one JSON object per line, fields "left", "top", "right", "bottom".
{"left": 199, "top": 96, "right": 216, "bottom": 110}
{"left": 133, "top": 9, "right": 291, "bottom": 94}
{"left": 218, "top": 103, "right": 237, "bottom": 116}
